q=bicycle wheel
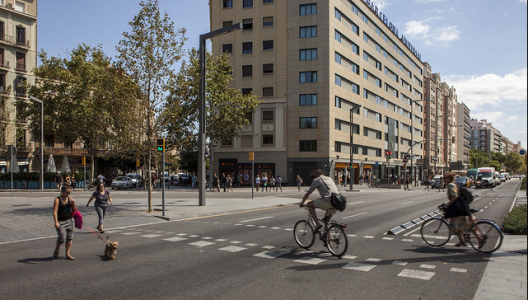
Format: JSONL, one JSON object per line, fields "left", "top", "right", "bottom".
{"left": 293, "top": 220, "right": 315, "bottom": 249}
{"left": 467, "top": 220, "right": 503, "bottom": 253}
{"left": 421, "top": 218, "right": 451, "bottom": 247}
{"left": 326, "top": 225, "right": 348, "bottom": 257}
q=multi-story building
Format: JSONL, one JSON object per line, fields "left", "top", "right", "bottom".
{"left": 456, "top": 102, "right": 470, "bottom": 170}
{"left": 470, "top": 119, "right": 503, "bottom": 154}
{"left": 210, "top": 0, "right": 426, "bottom": 185}
{"left": 502, "top": 137, "right": 514, "bottom": 155}
{"left": 0, "top": 0, "right": 37, "bottom": 173}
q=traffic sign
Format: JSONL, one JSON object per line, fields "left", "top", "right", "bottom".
{"left": 403, "top": 157, "right": 408, "bottom": 163}
{"left": 136, "top": 158, "right": 140, "bottom": 167}
{"left": 82, "top": 157, "right": 86, "bottom": 166}
{"left": 249, "top": 152, "right": 254, "bottom": 161}
{"left": 520, "top": 149, "right": 526, "bottom": 155}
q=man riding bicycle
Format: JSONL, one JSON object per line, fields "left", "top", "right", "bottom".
{"left": 299, "top": 169, "right": 339, "bottom": 233}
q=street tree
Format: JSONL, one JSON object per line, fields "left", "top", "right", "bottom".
{"left": 504, "top": 152, "right": 524, "bottom": 174}
{"left": 164, "top": 49, "right": 261, "bottom": 155}
{"left": 27, "top": 45, "right": 139, "bottom": 180}
{"left": 116, "top": 0, "right": 187, "bottom": 212}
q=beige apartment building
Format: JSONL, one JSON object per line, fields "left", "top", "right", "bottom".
{"left": 0, "top": 0, "right": 37, "bottom": 173}
{"left": 210, "top": 0, "right": 425, "bottom": 185}
{"left": 456, "top": 102, "right": 471, "bottom": 170}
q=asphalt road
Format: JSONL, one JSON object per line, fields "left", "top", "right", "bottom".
{"left": 0, "top": 180, "right": 520, "bottom": 300}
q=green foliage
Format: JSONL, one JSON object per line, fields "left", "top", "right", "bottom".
{"left": 178, "top": 149, "right": 198, "bottom": 173}
{"left": 469, "top": 148, "right": 503, "bottom": 170}
{"left": 504, "top": 152, "right": 525, "bottom": 174}
{"left": 522, "top": 176, "right": 526, "bottom": 191}
{"left": 503, "top": 205, "right": 527, "bottom": 235}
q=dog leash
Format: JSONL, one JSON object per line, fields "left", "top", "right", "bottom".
{"left": 84, "top": 224, "right": 106, "bottom": 243}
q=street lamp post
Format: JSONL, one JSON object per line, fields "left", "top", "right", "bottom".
{"left": 198, "top": 23, "right": 241, "bottom": 206}
{"left": 29, "top": 96, "right": 43, "bottom": 191}
{"left": 349, "top": 104, "right": 361, "bottom": 191}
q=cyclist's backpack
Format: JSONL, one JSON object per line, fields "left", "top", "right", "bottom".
{"left": 459, "top": 187, "right": 474, "bottom": 204}
{"left": 322, "top": 177, "right": 347, "bottom": 212}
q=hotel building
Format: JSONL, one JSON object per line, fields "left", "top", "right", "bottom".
{"left": 210, "top": 0, "right": 425, "bottom": 185}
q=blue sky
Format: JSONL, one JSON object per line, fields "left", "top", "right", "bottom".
{"left": 37, "top": 0, "right": 527, "bottom": 149}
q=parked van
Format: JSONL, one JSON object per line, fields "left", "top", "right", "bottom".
{"left": 495, "top": 172, "right": 501, "bottom": 185}
{"left": 432, "top": 175, "right": 443, "bottom": 189}
{"left": 477, "top": 167, "right": 496, "bottom": 188}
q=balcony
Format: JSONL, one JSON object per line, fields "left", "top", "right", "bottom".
{"left": 0, "top": 60, "right": 9, "bottom": 70}
{"left": 0, "top": 34, "right": 30, "bottom": 49}
{"left": 44, "top": 147, "right": 88, "bottom": 156}
{"left": 15, "top": 63, "right": 27, "bottom": 73}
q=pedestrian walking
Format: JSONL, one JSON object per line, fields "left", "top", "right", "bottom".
{"left": 276, "top": 176, "right": 283, "bottom": 192}
{"left": 97, "top": 173, "right": 106, "bottom": 185}
{"left": 192, "top": 173, "right": 198, "bottom": 189}
{"left": 70, "top": 174, "right": 76, "bottom": 190}
{"left": 53, "top": 184, "right": 77, "bottom": 260}
{"left": 268, "top": 176, "right": 275, "bottom": 192}
{"left": 227, "top": 174, "right": 234, "bottom": 192}
{"left": 425, "top": 176, "right": 431, "bottom": 191}
{"left": 262, "top": 175, "right": 268, "bottom": 192}
{"left": 341, "top": 174, "right": 346, "bottom": 187}
{"left": 296, "top": 175, "right": 303, "bottom": 192}
{"left": 65, "top": 174, "right": 71, "bottom": 187}
{"left": 221, "top": 173, "right": 227, "bottom": 192}
{"left": 151, "top": 173, "right": 157, "bottom": 191}
{"left": 255, "top": 175, "right": 260, "bottom": 191}
{"left": 439, "top": 178, "right": 445, "bottom": 192}
{"left": 212, "top": 173, "right": 220, "bottom": 192}
{"left": 55, "top": 171, "right": 63, "bottom": 191}
{"left": 86, "top": 181, "right": 114, "bottom": 234}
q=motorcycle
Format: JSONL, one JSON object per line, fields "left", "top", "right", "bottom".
{"left": 475, "top": 179, "right": 482, "bottom": 189}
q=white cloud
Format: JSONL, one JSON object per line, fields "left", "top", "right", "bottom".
{"left": 371, "top": 0, "right": 389, "bottom": 10}
{"left": 403, "top": 20, "right": 431, "bottom": 39}
{"left": 403, "top": 21, "right": 460, "bottom": 45}
{"left": 433, "top": 25, "right": 460, "bottom": 42}
{"left": 415, "top": 0, "right": 447, "bottom": 2}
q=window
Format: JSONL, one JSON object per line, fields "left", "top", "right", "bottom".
{"left": 242, "top": 18, "right": 253, "bottom": 30}
{"left": 300, "top": 71, "right": 317, "bottom": 83}
{"left": 263, "top": 0, "right": 274, "bottom": 3}
{"left": 300, "top": 4, "right": 317, "bottom": 15}
{"left": 300, "top": 117, "right": 317, "bottom": 129}
{"left": 300, "top": 48, "right": 317, "bottom": 60}
{"left": 262, "top": 87, "right": 274, "bottom": 97}
{"left": 263, "top": 111, "right": 274, "bottom": 121}
{"left": 263, "top": 135, "right": 274, "bottom": 145}
{"left": 16, "top": 26, "right": 26, "bottom": 46}
{"left": 16, "top": 52, "right": 25, "bottom": 72}
{"left": 300, "top": 26, "right": 317, "bottom": 38}
{"left": 15, "top": 76, "right": 26, "bottom": 97}
{"left": 0, "top": 22, "right": 4, "bottom": 40}
{"left": 300, "top": 94, "right": 317, "bottom": 106}
{"left": 362, "top": 14, "right": 368, "bottom": 24}
{"left": 222, "top": 44, "right": 233, "bottom": 53}
{"left": 223, "top": 0, "right": 233, "bottom": 8}
{"left": 223, "top": 21, "right": 233, "bottom": 28}
{"left": 263, "top": 40, "right": 274, "bottom": 50}
{"left": 300, "top": 140, "right": 317, "bottom": 152}
{"left": 241, "top": 88, "right": 253, "bottom": 95}
{"left": 263, "top": 16, "right": 273, "bottom": 27}
{"left": 242, "top": 42, "right": 253, "bottom": 54}
{"left": 44, "top": 135, "right": 54, "bottom": 148}
{"left": 243, "top": 0, "right": 253, "bottom": 8}
{"left": 262, "top": 63, "right": 273, "bottom": 74}
{"left": 242, "top": 65, "right": 253, "bottom": 77}
{"left": 0, "top": 73, "right": 5, "bottom": 91}
{"left": 245, "top": 112, "right": 253, "bottom": 124}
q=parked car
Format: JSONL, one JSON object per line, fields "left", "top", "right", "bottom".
{"left": 432, "top": 175, "right": 443, "bottom": 189}
{"left": 111, "top": 176, "right": 133, "bottom": 189}
{"left": 454, "top": 176, "right": 470, "bottom": 188}
{"left": 126, "top": 173, "right": 144, "bottom": 187}
{"left": 178, "top": 173, "right": 191, "bottom": 186}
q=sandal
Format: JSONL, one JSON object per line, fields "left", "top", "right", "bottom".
{"left": 454, "top": 241, "right": 467, "bottom": 247}
{"left": 65, "top": 255, "right": 75, "bottom": 260}
{"left": 53, "top": 250, "right": 59, "bottom": 258}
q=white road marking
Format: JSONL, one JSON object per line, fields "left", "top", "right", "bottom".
{"left": 246, "top": 243, "right": 258, "bottom": 247}
{"left": 176, "top": 233, "right": 187, "bottom": 236}
{"left": 241, "top": 216, "right": 274, "bottom": 223}
{"left": 163, "top": 237, "right": 188, "bottom": 242}
{"left": 254, "top": 251, "right": 286, "bottom": 259}
{"left": 420, "top": 264, "right": 436, "bottom": 269}
{"left": 342, "top": 262, "right": 377, "bottom": 272}
{"left": 450, "top": 268, "right": 467, "bottom": 273}
{"left": 343, "top": 212, "right": 368, "bottom": 219}
{"left": 294, "top": 257, "right": 326, "bottom": 265}
{"left": 230, "top": 241, "right": 242, "bottom": 244}
{"left": 366, "top": 258, "right": 381, "bottom": 262}
{"left": 364, "top": 236, "right": 375, "bottom": 239}
{"left": 262, "top": 245, "right": 275, "bottom": 249}
{"left": 121, "top": 232, "right": 141, "bottom": 235}
{"left": 258, "top": 226, "right": 268, "bottom": 228}
{"left": 342, "top": 255, "right": 357, "bottom": 260}
{"left": 392, "top": 261, "right": 408, "bottom": 266}
{"left": 189, "top": 235, "right": 200, "bottom": 238}
{"left": 201, "top": 237, "right": 213, "bottom": 240}
{"left": 349, "top": 201, "right": 364, "bottom": 205}
{"left": 270, "top": 227, "right": 281, "bottom": 230}
{"left": 245, "top": 225, "right": 256, "bottom": 227}
{"left": 383, "top": 237, "right": 394, "bottom": 240}
{"left": 142, "top": 234, "right": 162, "bottom": 238}
{"left": 402, "top": 239, "right": 414, "bottom": 242}
{"left": 215, "top": 239, "right": 228, "bottom": 242}
{"left": 188, "top": 241, "right": 215, "bottom": 248}
{"left": 402, "top": 201, "right": 414, "bottom": 205}
{"left": 219, "top": 246, "right": 247, "bottom": 253}
{"left": 347, "top": 234, "right": 358, "bottom": 237}
{"left": 398, "top": 269, "right": 435, "bottom": 280}
{"left": 284, "top": 228, "right": 293, "bottom": 231}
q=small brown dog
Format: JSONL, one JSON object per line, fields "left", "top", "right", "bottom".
{"left": 105, "top": 235, "right": 119, "bottom": 259}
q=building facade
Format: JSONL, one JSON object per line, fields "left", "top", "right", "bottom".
{"left": 456, "top": 102, "right": 471, "bottom": 171}
{"left": 210, "top": 0, "right": 425, "bottom": 185}
{"left": 0, "top": 0, "right": 37, "bottom": 173}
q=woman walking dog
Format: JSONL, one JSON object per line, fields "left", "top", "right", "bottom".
{"left": 52, "top": 185, "right": 77, "bottom": 260}
{"left": 86, "top": 182, "right": 114, "bottom": 233}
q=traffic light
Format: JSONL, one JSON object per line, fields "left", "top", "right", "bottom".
{"left": 157, "top": 138, "right": 165, "bottom": 152}
{"left": 451, "top": 136, "right": 455, "bottom": 143}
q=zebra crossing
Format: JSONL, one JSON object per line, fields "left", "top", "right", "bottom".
{"left": 106, "top": 225, "right": 469, "bottom": 281}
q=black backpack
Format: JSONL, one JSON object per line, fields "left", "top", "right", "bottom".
{"left": 459, "top": 187, "right": 474, "bottom": 204}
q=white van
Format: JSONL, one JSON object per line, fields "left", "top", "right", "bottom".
{"left": 495, "top": 172, "right": 501, "bottom": 185}
{"left": 477, "top": 167, "right": 496, "bottom": 188}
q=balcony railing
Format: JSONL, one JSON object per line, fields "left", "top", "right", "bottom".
{"left": 0, "top": 34, "right": 30, "bottom": 48}
{"left": 44, "top": 147, "right": 89, "bottom": 156}
{"left": 0, "top": 60, "right": 9, "bottom": 69}
{"left": 15, "top": 63, "right": 26, "bottom": 72}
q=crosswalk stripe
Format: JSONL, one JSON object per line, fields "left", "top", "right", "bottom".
{"left": 398, "top": 269, "right": 435, "bottom": 280}
{"left": 163, "top": 237, "right": 188, "bottom": 242}
{"left": 254, "top": 251, "right": 286, "bottom": 259}
{"left": 294, "top": 256, "right": 326, "bottom": 265}
{"left": 342, "top": 262, "right": 377, "bottom": 272}
{"left": 189, "top": 241, "right": 215, "bottom": 247}
{"left": 219, "top": 246, "right": 247, "bottom": 252}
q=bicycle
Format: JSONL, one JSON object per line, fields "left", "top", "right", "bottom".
{"left": 293, "top": 206, "right": 348, "bottom": 257}
{"left": 420, "top": 204, "right": 503, "bottom": 253}
{"left": 369, "top": 179, "right": 380, "bottom": 188}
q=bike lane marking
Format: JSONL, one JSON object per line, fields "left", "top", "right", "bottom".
{"left": 343, "top": 212, "right": 368, "bottom": 219}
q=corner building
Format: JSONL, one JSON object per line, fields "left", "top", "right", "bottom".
{"left": 210, "top": 0, "right": 425, "bottom": 185}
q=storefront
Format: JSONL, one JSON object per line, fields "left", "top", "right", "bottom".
{"left": 219, "top": 158, "right": 276, "bottom": 187}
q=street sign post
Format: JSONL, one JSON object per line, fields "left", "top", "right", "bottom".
{"left": 249, "top": 152, "right": 255, "bottom": 199}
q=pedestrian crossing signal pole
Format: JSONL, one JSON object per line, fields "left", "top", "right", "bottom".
{"left": 249, "top": 152, "right": 254, "bottom": 199}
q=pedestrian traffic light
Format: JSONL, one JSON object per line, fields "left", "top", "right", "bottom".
{"left": 157, "top": 138, "right": 165, "bottom": 152}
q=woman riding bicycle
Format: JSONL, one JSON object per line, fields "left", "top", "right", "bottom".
{"left": 443, "top": 172, "right": 485, "bottom": 248}
{"left": 299, "top": 169, "right": 339, "bottom": 233}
